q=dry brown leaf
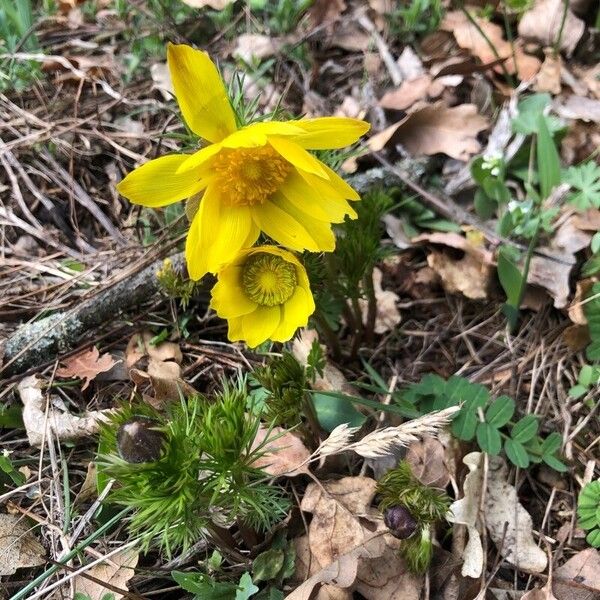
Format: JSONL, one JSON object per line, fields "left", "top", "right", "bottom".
{"left": 125, "top": 331, "right": 182, "bottom": 367}
{"left": 73, "top": 548, "right": 139, "bottom": 600}
{"left": 379, "top": 75, "right": 434, "bottom": 111}
{"left": 449, "top": 452, "right": 548, "bottom": 576}
{"left": 413, "top": 232, "right": 493, "bottom": 300}
{"left": 554, "top": 95, "right": 600, "bottom": 123}
{"left": 308, "top": 0, "right": 346, "bottom": 26}
{"left": 289, "top": 537, "right": 361, "bottom": 600}
{"left": 357, "top": 267, "right": 401, "bottom": 334}
{"left": 553, "top": 548, "right": 600, "bottom": 600}
{"left": 523, "top": 585, "right": 558, "bottom": 600}
{"left": 528, "top": 211, "right": 591, "bottom": 308}
{"left": 442, "top": 11, "right": 541, "bottom": 80}
{"left": 293, "top": 329, "right": 357, "bottom": 395}
{"left": 150, "top": 62, "right": 173, "bottom": 100}
{"left": 372, "top": 103, "right": 489, "bottom": 161}
{"left": 180, "top": 0, "right": 231, "bottom": 7}
{"left": 568, "top": 279, "right": 594, "bottom": 325}
{"left": 563, "top": 324, "right": 591, "bottom": 352}
{"left": 405, "top": 436, "right": 450, "bottom": 488}
{"left": 251, "top": 426, "right": 311, "bottom": 477}
{"left": 534, "top": 51, "right": 562, "bottom": 94}
{"left": 0, "top": 514, "right": 45, "bottom": 576}
{"left": 233, "top": 34, "right": 282, "bottom": 63}
{"left": 295, "top": 477, "right": 422, "bottom": 600}
{"left": 18, "top": 375, "right": 112, "bottom": 447}
{"left": 130, "top": 359, "right": 196, "bottom": 407}
{"left": 518, "top": 0, "right": 585, "bottom": 56}
{"left": 396, "top": 46, "right": 425, "bottom": 80}
{"left": 57, "top": 346, "right": 117, "bottom": 390}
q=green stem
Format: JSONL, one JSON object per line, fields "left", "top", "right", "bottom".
{"left": 313, "top": 312, "right": 342, "bottom": 362}
{"left": 460, "top": 6, "right": 515, "bottom": 87}
{"left": 553, "top": 0, "right": 570, "bottom": 54}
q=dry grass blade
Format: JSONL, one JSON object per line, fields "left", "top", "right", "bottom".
{"left": 315, "top": 423, "right": 362, "bottom": 457}
{"left": 345, "top": 406, "right": 460, "bottom": 459}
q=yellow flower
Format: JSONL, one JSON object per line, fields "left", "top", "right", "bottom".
{"left": 117, "top": 43, "right": 370, "bottom": 280}
{"left": 210, "top": 246, "right": 315, "bottom": 347}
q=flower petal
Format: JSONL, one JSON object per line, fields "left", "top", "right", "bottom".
{"left": 293, "top": 117, "right": 371, "bottom": 149}
{"left": 221, "top": 121, "right": 305, "bottom": 149}
{"left": 279, "top": 170, "right": 356, "bottom": 222}
{"left": 186, "top": 186, "right": 259, "bottom": 279}
{"left": 210, "top": 270, "right": 257, "bottom": 318}
{"left": 252, "top": 201, "right": 319, "bottom": 252}
{"left": 167, "top": 43, "right": 237, "bottom": 143}
{"left": 227, "top": 316, "right": 245, "bottom": 342}
{"left": 298, "top": 165, "right": 360, "bottom": 202}
{"left": 117, "top": 154, "right": 206, "bottom": 206}
{"left": 268, "top": 137, "right": 328, "bottom": 178}
{"left": 271, "top": 193, "right": 336, "bottom": 251}
{"left": 271, "top": 286, "right": 315, "bottom": 342}
{"left": 176, "top": 143, "right": 222, "bottom": 174}
{"left": 242, "top": 306, "right": 281, "bottom": 347}
{"left": 206, "top": 204, "right": 257, "bottom": 274}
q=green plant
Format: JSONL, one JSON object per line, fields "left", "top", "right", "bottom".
{"left": 387, "top": 0, "right": 444, "bottom": 39}
{"left": 578, "top": 481, "right": 600, "bottom": 547}
{"left": 97, "top": 380, "right": 290, "bottom": 556}
{"left": 249, "top": 0, "right": 313, "bottom": 34}
{"left": 308, "top": 189, "right": 394, "bottom": 357}
{"left": 564, "top": 162, "right": 600, "bottom": 210}
{"left": 377, "top": 462, "right": 450, "bottom": 573}
{"left": 0, "top": 0, "right": 41, "bottom": 91}
{"left": 569, "top": 364, "right": 600, "bottom": 399}
{"left": 172, "top": 570, "right": 259, "bottom": 600}
{"left": 496, "top": 99, "right": 564, "bottom": 330}
{"left": 390, "top": 190, "right": 460, "bottom": 236}
{"left": 401, "top": 374, "right": 567, "bottom": 470}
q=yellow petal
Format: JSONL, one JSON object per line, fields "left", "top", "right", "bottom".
{"left": 176, "top": 143, "right": 222, "bottom": 174}
{"left": 206, "top": 203, "right": 257, "bottom": 274}
{"left": 220, "top": 121, "right": 305, "bottom": 149}
{"left": 210, "top": 271, "right": 257, "bottom": 318}
{"left": 252, "top": 201, "right": 319, "bottom": 252}
{"left": 271, "top": 194, "right": 336, "bottom": 251}
{"left": 167, "top": 43, "right": 237, "bottom": 143}
{"left": 268, "top": 137, "right": 328, "bottom": 178}
{"left": 293, "top": 117, "right": 371, "bottom": 149}
{"left": 117, "top": 154, "right": 206, "bottom": 206}
{"left": 242, "top": 306, "right": 281, "bottom": 347}
{"left": 299, "top": 165, "right": 360, "bottom": 202}
{"left": 185, "top": 189, "right": 218, "bottom": 280}
{"left": 271, "top": 287, "right": 315, "bottom": 342}
{"left": 227, "top": 315, "right": 246, "bottom": 342}
{"left": 279, "top": 170, "right": 356, "bottom": 222}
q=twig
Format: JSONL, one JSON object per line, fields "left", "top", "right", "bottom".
{"left": 1, "top": 252, "right": 185, "bottom": 377}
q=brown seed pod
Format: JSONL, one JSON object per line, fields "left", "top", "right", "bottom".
{"left": 384, "top": 505, "right": 418, "bottom": 539}
{"left": 117, "top": 417, "right": 166, "bottom": 464}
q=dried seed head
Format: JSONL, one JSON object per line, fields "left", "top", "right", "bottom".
{"left": 384, "top": 505, "right": 418, "bottom": 539}
{"left": 117, "top": 417, "right": 165, "bottom": 464}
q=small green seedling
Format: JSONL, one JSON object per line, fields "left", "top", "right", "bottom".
{"left": 578, "top": 481, "right": 600, "bottom": 547}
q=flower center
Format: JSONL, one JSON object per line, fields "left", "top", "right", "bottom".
{"left": 213, "top": 145, "right": 291, "bottom": 207}
{"left": 242, "top": 253, "right": 297, "bottom": 306}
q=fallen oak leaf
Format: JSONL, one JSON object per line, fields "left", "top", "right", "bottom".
{"left": 73, "top": 548, "right": 139, "bottom": 600}
{"left": 0, "top": 514, "right": 45, "bottom": 576}
{"left": 518, "top": 0, "right": 585, "bottom": 56}
{"left": 57, "top": 346, "right": 117, "bottom": 390}
{"left": 251, "top": 426, "right": 311, "bottom": 477}
{"left": 370, "top": 103, "right": 489, "bottom": 161}
{"left": 441, "top": 11, "right": 541, "bottom": 80}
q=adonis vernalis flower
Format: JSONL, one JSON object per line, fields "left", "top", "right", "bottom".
{"left": 117, "top": 43, "right": 370, "bottom": 280}
{"left": 210, "top": 246, "right": 315, "bottom": 347}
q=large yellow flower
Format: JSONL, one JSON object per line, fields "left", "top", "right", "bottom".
{"left": 210, "top": 246, "right": 315, "bottom": 347}
{"left": 117, "top": 43, "right": 370, "bottom": 280}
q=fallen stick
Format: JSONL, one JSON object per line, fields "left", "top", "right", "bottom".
{"left": 1, "top": 253, "right": 184, "bottom": 378}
